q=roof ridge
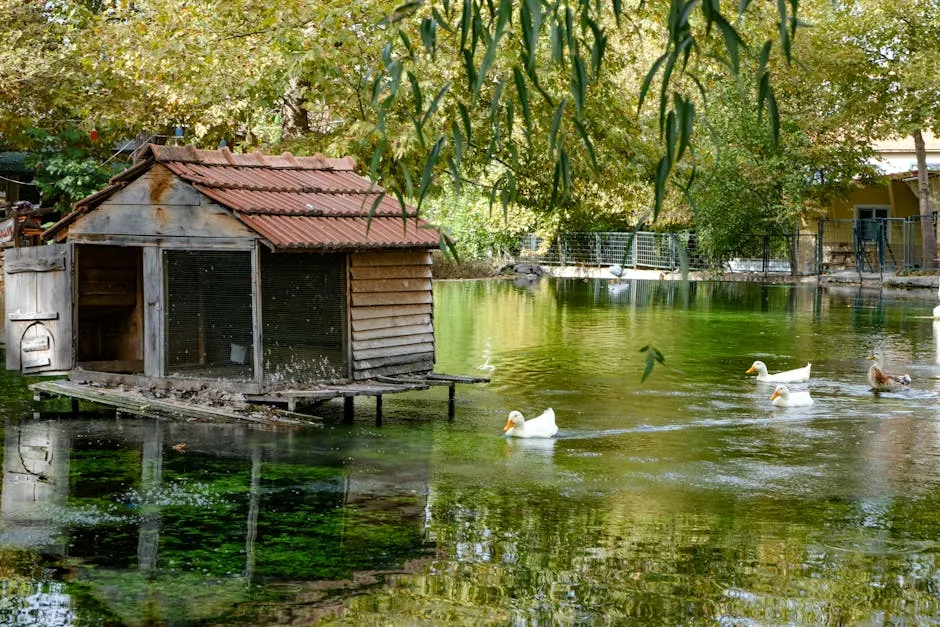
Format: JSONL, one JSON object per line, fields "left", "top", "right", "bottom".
{"left": 188, "top": 181, "right": 374, "bottom": 194}
{"left": 233, "top": 207, "right": 420, "bottom": 217}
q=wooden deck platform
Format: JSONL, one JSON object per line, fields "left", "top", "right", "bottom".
{"left": 29, "top": 380, "right": 323, "bottom": 426}
{"left": 30, "top": 372, "right": 490, "bottom": 426}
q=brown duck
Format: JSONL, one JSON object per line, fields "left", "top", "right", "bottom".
{"left": 867, "top": 351, "right": 911, "bottom": 392}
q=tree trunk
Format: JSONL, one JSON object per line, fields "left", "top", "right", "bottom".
{"left": 280, "top": 76, "right": 310, "bottom": 142}
{"left": 914, "top": 129, "right": 938, "bottom": 269}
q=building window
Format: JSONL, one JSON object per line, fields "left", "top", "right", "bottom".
{"left": 855, "top": 205, "right": 890, "bottom": 243}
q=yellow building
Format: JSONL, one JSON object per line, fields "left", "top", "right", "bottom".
{"left": 813, "top": 132, "right": 940, "bottom": 271}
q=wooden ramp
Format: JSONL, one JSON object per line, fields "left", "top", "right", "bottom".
{"left": 30, "top": 380, "right": 322, "bottom": 426}
{"left": 30, "top": 373, "right": 490, "bottom": 426}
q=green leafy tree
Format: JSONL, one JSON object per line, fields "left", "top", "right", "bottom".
{"left": 795, "top": 0, "right": 940, "bottom": 267}
{"left": 24, "top": 127, "right": 120, "bottom": 214}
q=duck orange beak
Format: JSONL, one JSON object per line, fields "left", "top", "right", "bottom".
{"left": 770, "top": 390, "right": 780, "bottom": 401}
{"left": 746, "top": 366, "right": 756, "bottom": 374}
{"left": 503, "top": 419, "right": 513, "bottom": 433}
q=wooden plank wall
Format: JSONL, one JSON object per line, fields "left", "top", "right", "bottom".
{"left": 349, "top": 251, "right": 434, "bottom": 380}
{"left": 3, "top": 244, "right": 73, "bottom": 373}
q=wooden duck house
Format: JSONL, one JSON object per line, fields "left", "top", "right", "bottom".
{"left": 5, "top": 145, "right": 461, "bottom": 408}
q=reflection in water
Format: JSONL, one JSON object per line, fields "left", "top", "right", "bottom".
{"left": 935, "top": 321, "right": 940, "bottom": 364}
{"left": 0, "top": 418, "right": 434, "bottom": 625}
{"left": 1, "top": 280, "right": 940, "bottom": 624}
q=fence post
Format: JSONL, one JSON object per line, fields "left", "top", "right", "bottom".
{"left": 596, "top": 233, "right": 601, "bottom": 267}
{"left": 632, "top": 232, "right": 638, "bottom": 269}
{"left": 817, "top": 220, "right": 825, "bottom": 274}
{"left": 762, "top": 236, "right": 769, "bottom": 274}
{"left": 878, "top": 219, "right": 885, "bottom": 276}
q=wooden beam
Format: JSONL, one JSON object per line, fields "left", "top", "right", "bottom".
{"left": 350, "top": 251, "right": 432, "bottom": 267}
{"left": 142, "top": 247, "right": 164, "bottom": 378}
{"left": 251, "top": 242, "right": 263, "bottom": 384}
{"left": 353, "top": 351, "right": 435, "bottom": 370}
{"left": 351, "top": 278, "right": 433, "bottom": 293}
{"left": 426, "top": 372, "right": 492, "bottom": 384}
{"left": 29, "top": 380, "right": 317, "bottom": 425}
{"left": 352, "top": 333, "right": 434, "bottom": 352}
{"left": 67, "top": 234, "right": 257, "bottom": 249}
{"left": 351, "top": 291, "right": 433, "bottom": 307}
{"left": 70, "top": 369, "right": 262, "bottom": 395}
{"left": 350, "top": 266, "right": 432, "bottom": 280}
{"left": 353, "top": 341, "right": 435, "bottom": 361}
{"left": 6, "top": 259, "right": 66, "bottom": 273}
{"left": 351, "top": 314, "right": 431, "bottom": 332}
{"left": 352, "top": 323, "right": 433, "bottom": 341}
{"left": 353, "top": 360, "right": 435, "bottom": 380}
{"left": 349, "top": 303, "right": 431, "bottom": 320}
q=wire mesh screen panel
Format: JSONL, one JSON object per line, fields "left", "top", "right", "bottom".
{"left": 164, "top": 250, "right": 254, "bottom": 380}
{"left": 261, "top": 251, "right": 348, "bottom": 385}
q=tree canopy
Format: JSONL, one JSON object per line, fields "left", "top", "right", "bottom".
{"left": 2, "top": 0, "right": 936, "bottom": 262}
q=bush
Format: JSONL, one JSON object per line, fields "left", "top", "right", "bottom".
{"left": 431, "top": 253, "right": 499, "bottom": 279}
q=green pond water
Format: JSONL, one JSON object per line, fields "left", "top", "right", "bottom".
{"left": 2, "top": 278, "right": 940, "bottom": 625}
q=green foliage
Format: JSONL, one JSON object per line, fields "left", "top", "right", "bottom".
{"left": 24, "top": 126, "right": 120, "bottom": 214}
{"left": 423, "top": 189, "right": 538, "bottom": 260}
{"left": 690, "top": 74, "right": 874, "bottom": 262}
{"left": 371, "top": 0, "right": 800, "bottom": 227}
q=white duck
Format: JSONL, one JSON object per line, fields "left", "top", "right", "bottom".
{"left": 867, "top": 351, "right": 911, "bottom": 392}
{"left": 770, "top": 385, "right": 814, "bottom": 407}
{"left": 746, "top": 361, "right": 812, "bottom": 383}
{"left": 503, "top": 408, "right": 558, "bottom": 438}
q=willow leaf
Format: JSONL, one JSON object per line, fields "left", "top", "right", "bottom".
{"left": 400, "top": 161, "right": 415, "bottom": 198}
{"left": 460, "top": 0, "right": 471, "bottom": 50}
{"left": 549, "top": 98, "right": 567, "bottom": 152}
{"left": 418, "top": 135, "right": 446, "bottom": 208}
{"left": 513, "top": 66, "right": 532, "bottom": 134}
{"left": 452, "top": 120, "right": 464, "bottom": 164}
{"left": 421, "top": 82, "right": 451, "bottom": 128}
{"left": 420, "top": 16, "right": 437, "bottom": 56}
{"left": 574, "top": 118, "right": 597, "bottom": 169}
{"left": 369, "top": 139, "right": 387, "bottom": 180}
{"left": 639, "top": 53, "right": 668, "bottom": 110}
{"left": 571, "top": 54, "right": 587, "bottom": 118}
{"left": 408, "top": 71, "right": 422, "bottom": 116}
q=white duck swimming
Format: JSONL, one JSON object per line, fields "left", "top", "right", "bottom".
{"left": 867, "top": 351, "right": 911, "bottom": 392}
{"left": 746, "top": 361, "right": 812, "bottom": 383}
{"left": 503, "top": 408, "right": 558, "bottom": 438}
{"left": 770, "top": 385, "right": 814, "bottom": 407}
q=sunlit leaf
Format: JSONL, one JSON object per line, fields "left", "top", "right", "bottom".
{"left": 513, "top": 66, "right": 532, "bottom": 135}
{"left": 408, "top": 71, "right": 423, "bottom": 116}
{"left": 418, "top": 135, "right": 446, "bottom": 208}
{"left": 549, "top": 98, "right": 567, "bottom": 152}
{"left": 639, "top": 53, "right": 668, "bottom": 110}
{"left": 420, "top": 16, "right": 438, "bottom": 56}
{"left": 421, "top": 82, "right": 451, "bottom": 127}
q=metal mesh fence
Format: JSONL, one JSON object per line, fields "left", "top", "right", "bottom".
{"left": 518, "top": 231, "right": 815, "bottom": 274}
{"left": 164, "top": 250, "right": 254, "bottom": 379}
{"left": 820, "top": 215, "right": 936, "bottom": 272}
{"left": 904, "top": 214, "right": 937, "bottom": 269}
{"left": 261, "top": 251, "right": 348, "bottom": 385}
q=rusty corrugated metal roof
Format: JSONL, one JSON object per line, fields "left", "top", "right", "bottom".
{"left": 239, "top": 215, "right": 442, "bottom": 250}
{"left": 47, "top": 144, "right": 442, "bottom": 250}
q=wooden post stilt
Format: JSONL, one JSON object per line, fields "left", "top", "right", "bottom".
{"left": 375, "top": 395, "right": 383, "bottom": 427}
{"left": 448, "top": 383, "right": 456, "bottom": 421}
{"left": 343, "top": 396, "right": 354, "bottom": 423}
{"left": 71, "top": 398, "right": 79, "bottom": 413}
